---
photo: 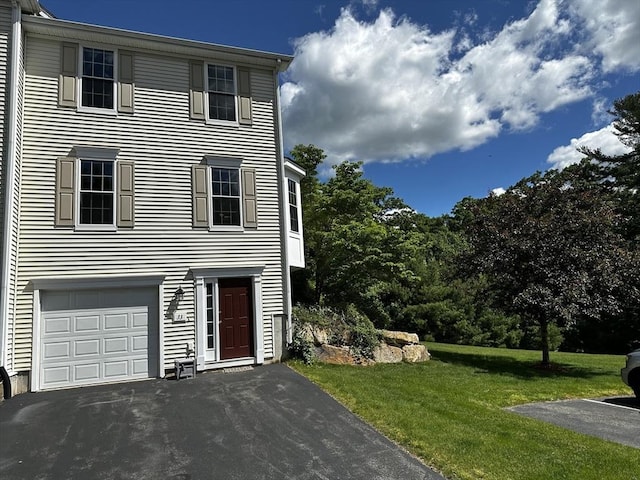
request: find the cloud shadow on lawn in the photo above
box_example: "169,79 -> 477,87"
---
429,348 -> 612,380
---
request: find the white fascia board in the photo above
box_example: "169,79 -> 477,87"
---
22,16 -> 293,71
285,160 -> 306,181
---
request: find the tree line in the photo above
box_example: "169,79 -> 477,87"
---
290,91 -> 640,364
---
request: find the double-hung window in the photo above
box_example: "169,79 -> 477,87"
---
81,47 -> 115,110
191,157 -> 257,230
79,159 -> 114,225
211,167 -> 241,226
59,43 -> 134,113
288,179 -> 299,232
55,147 -> 135,230
207,64 -> 236,122
189,61 -> 251,124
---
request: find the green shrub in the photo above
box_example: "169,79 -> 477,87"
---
290,304 -> 381,363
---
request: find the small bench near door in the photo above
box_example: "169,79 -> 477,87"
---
174,358 -> 195,380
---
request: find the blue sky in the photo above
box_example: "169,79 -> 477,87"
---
43,0 -> 639,217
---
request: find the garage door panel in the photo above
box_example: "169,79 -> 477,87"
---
40,288 -> 156,390
132,359 -> 148,375
43,341 -> 70,360
44,316 -> 71,334
76,315 -> 100,333
104,337 -> 129,354
75,363 -> 101,381
104,360 -> 129,378
43,366 -> 70,385
132,312 -> 148,328
132,335 -> 147,352
75,339 -> 100,356
105,313 -> 128,330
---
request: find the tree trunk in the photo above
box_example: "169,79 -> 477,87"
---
540,318 -> 550,366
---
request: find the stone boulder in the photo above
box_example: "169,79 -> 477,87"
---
317,344 -> 357,365
373,343 -> 404,363
402,344 -> 430,363
380,330 -> 420,346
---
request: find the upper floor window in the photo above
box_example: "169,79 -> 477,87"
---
80,159 -> 114,225
212,167 -> 241,226
81,47 -> 115,110
207,65 -> 236,122
288,179 -> 299,232
59,43 -> 134,114
189,61 -> 252,125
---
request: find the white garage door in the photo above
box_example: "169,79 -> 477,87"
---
40,288 -> 158,390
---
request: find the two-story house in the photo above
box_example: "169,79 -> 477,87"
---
0,0 -> 304,396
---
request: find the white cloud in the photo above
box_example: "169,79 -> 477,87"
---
569,0 -> 640,73
546,124 -> 632,170
491,187 -> 506,196
281,0 -> 639,165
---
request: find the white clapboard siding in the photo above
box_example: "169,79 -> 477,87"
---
14,36 -> 286,371
0,4 -> 10,370
1,4 -> 25,373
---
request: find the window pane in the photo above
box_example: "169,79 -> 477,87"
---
209,93 -> 235,121
79,160 -> 114,225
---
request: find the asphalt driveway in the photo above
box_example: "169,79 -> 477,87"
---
0,364 -> 443,480
508,397 -> 640,449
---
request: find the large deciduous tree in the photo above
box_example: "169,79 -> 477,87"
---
456,165 -> 637,365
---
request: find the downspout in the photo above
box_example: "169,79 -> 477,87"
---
1,1 -> 22,380
274,62 -> 293,346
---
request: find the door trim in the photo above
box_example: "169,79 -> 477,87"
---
192,266 -> 264,370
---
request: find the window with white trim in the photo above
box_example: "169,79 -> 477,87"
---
191,158 -> 257,230
207,64 -> 236,122
288,179 -> 299,232
211,167 -> 241,226
79,159 -> 114,225
55,147 -> 135,229
81,47 -> 115,110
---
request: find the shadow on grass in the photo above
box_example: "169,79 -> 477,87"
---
430,348 -> 611,380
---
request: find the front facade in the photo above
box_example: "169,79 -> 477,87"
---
0,1 -> 303,394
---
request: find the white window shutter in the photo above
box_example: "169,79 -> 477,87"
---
237,67 -> 252,125
118,51 -> 135,113
55,157 -> 75,226
117,161 -> 135,227
242,168 -> 257,228
59,43 -> 78,107
192,165 -> 209,227
189,61 -> 205,120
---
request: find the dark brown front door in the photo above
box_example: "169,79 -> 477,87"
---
219,278 -> 253,360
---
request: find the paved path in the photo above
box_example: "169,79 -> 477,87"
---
0,364 -> 443,480
508,397 -> 640,449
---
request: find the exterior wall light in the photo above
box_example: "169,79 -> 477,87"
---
175,287 -> 185,304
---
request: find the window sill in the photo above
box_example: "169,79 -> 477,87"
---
75,224 -> 118,232
205,118 -> 240,128
77,106 -> 118,116
208,225 -> 244,233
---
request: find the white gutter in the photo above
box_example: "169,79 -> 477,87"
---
274,64 -> 293,345
1,1 -> 22,373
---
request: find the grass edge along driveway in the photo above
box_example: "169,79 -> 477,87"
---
290,343 -> 638,480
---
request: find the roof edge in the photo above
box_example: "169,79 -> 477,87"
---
22,15 -> 293,71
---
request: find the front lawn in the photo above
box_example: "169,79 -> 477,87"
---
290,343 -> 638,480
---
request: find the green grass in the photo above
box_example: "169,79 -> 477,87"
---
290,343 -> 639,480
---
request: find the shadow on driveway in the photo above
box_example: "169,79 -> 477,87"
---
0,364 -> 443,480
